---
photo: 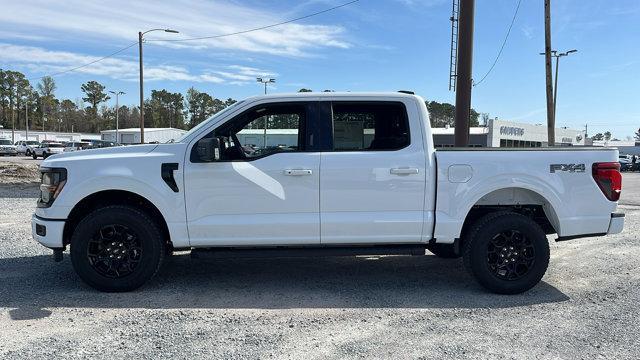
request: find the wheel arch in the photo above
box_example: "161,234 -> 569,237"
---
459,187 -> 561,245
62,190 -> 172,250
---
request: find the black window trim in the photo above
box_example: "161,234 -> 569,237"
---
323,100 -> 412,153
190,101 -> 320,163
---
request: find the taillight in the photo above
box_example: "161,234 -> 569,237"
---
592,162 -> 622,201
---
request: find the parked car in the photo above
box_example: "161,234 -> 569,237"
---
32,142 -> 65,159
32,92 -> 624,294
15,140 -> 41,156
619,155 -> 632,172
64,141 -> 91,152
81,139 -> 118,149
0,139 -> 18,156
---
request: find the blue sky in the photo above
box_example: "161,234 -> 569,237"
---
1,0 -> 638,138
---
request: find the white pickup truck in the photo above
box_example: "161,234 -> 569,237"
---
32,92 -> 624,294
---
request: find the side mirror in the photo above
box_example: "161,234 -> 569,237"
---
196,137 -> 221,162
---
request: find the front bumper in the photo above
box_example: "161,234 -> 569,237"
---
31,215 -> 65,249
0,149 -> 17,155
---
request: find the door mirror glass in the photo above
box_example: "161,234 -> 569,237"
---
196,137 -> 221,162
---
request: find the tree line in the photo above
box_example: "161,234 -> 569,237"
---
0,69 -> 238,134
1,68 -> 487,136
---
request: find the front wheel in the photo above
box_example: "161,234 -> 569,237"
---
463,212 -> 550,294
32,152 -> 38,159
70,206 -> 165,292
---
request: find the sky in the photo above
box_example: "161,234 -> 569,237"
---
0,0 -> 639,138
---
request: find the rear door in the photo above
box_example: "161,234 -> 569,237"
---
319,100 -> 427,244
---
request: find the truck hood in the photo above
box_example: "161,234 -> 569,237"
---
41,144 -> 159,167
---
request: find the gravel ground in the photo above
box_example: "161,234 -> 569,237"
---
0,173 -> 639,359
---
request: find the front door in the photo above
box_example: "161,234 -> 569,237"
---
319,101 -> 427,244
184,102 -> 320,246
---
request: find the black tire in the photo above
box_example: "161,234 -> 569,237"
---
25,150 -> 31,156
32,152 -> 37,159
427,243 -> 460,258
463,211 -> 550,294
70,205 -> 165,292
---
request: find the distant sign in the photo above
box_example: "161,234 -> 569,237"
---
500,126 -> 525,137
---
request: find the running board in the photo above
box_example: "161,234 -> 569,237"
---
191,244 -> 427,259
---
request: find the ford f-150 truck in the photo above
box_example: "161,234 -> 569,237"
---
32,92 -> 624,294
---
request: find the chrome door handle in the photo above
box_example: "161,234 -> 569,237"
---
284,169 -> 313,176
390,167 -> 419,175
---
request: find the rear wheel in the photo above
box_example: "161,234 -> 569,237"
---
32,152 -> 37,159
463,211 -> 549,294
70,206 -> 165,292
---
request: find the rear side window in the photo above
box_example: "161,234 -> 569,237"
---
331,102 -> 410,151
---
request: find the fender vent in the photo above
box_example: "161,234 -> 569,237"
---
161,163 -> 179,192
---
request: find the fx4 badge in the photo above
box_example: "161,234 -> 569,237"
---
550,164 -> 586,173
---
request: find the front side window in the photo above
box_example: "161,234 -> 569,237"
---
195,103 -> 308,162
331,102 -> 410,151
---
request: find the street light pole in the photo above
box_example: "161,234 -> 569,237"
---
256,77 -> 276,148
109,90 -> 125,143
139,28 -> 179,144
540,49 -> 577,138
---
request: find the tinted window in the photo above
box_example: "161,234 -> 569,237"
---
205,103 -> 307,161
331,102 -> 409,151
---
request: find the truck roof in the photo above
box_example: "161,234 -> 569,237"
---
242,91 -> 424,102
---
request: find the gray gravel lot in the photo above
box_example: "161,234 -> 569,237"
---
0,174 -> 639,359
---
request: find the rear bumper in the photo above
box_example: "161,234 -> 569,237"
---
607,212 -> 625,235
31,215 -> 65,249
556,213 -> 624,241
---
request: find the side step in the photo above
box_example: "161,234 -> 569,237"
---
191,244 -> 427,259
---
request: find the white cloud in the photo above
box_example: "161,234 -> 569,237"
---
0,0 -> 351,57
0,43 -> 273,84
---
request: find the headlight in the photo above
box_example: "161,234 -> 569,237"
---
38,168 -> 67,208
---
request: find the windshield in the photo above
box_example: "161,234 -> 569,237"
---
0,140 -> 12,145
48,144 -> 64,148
175,100 -> 244,143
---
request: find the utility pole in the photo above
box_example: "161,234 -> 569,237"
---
544,0 -> 555,146
25,101 -> 28,141
109,91 -> 125,144
454,0 -> 475,147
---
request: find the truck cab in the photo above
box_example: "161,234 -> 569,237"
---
32,92 -> 624,294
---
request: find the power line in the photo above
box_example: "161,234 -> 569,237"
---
146,0 -> 359,43
27,0 -> 359,81
473,0 -> 523,87
28,42 -> 138,81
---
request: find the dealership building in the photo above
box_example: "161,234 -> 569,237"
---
433,119 -> 586,148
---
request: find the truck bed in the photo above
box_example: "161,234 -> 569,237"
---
433,147 -> 620,242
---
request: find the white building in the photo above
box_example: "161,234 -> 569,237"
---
236,129 -> 299,148
433,119 -> 586,148
101,128 -> 187,144
0,130 -> 100,143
